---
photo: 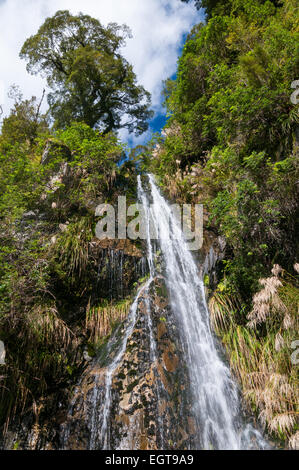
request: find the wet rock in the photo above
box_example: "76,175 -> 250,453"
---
89,243 -> 147,302
60,276 -> 196,450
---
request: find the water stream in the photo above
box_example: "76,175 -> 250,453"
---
96,279 -> 152,449
62,174 -> 269,450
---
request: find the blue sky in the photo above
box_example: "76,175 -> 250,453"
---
0,0 -> 203,146
150,113 -> 168,135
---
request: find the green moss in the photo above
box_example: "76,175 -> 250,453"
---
156,283 -> 168,299
87,343 -> 96,358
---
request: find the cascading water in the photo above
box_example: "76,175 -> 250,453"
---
137,176 -> 166,449
61,173 -> 269,451
92,176 -> 167,450
92,176 -> 166,448
95,279 -> 151,449
138,174 -> 268,450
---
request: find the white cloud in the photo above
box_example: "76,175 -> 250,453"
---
0,0 -> 203,142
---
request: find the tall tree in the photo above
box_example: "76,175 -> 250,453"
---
20,10 -> 153,135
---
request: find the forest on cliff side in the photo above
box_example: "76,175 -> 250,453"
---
0,0 -> 298,450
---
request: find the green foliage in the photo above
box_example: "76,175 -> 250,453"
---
181,0 -> 283,18
151,2 -> 299,448
0,146 -> 43,219
204,145 -> 298,281
166,1 -> 298,163
51,217 -> 93,280
181,0 -> 234,18
149,0 -> 299,299
0,87 -> 48,148
20,10 -> 153,134
0,114 -> 132,431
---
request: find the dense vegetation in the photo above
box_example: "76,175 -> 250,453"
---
0,11 -> 142,436
145,0 -> 299,447
0,112 -> 139,430
0,0 -> 298,449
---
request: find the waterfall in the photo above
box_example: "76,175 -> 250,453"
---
94,173 -> 165,449
138,174 -> 268,450
61,173 -> 269,451
137,176 -> 165,449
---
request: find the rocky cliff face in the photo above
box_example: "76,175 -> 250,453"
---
60,275 -> 196,450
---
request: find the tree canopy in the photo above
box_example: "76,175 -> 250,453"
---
20,10 -> 153,134
181,0 -> 230,17
181,0 -> 282,18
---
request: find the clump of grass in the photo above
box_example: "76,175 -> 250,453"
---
247,264 -> 295,330
209,264 -> 299,448
209,291 -> 241,332
85,298 -> 131,344
0,304 -> 80,436
26,305 -> 74,348
50,216 -> 93,279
